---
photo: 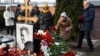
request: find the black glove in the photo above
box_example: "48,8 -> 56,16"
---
10,17 -> 14,20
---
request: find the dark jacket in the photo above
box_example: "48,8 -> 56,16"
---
39,11 -> 53,30
30,8 -> 40,32
15,8 -> 23,22
81,4 -> 95,31
30,7 -> 40,17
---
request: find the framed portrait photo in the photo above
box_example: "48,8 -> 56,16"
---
16,23 -> 33,52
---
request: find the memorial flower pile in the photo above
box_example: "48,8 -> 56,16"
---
0,43 -> 37,56
0,29 -> 75,56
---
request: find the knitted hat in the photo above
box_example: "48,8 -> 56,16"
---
60,12 -> 67,17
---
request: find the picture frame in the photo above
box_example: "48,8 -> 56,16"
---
16,23 -> 33,52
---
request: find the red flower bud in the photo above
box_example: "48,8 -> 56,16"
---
79,15 -> 83,20
51,26 -> 56,31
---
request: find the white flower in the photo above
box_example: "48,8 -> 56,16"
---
54,42 -> 60,45
42,32 -> 46,35
37,30 -> 47,36
75,55 -> 79,56
0,43 -> 6,48
8,48 -> 12,51
52,37 -> 55,39
37,30 -> 44,35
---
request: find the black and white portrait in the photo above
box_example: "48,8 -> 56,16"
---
16,23 -> 33,52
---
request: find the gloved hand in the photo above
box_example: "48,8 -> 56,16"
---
10,17 -> 14,20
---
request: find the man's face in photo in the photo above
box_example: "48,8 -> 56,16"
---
20,27 -> 29,43
21,30 -> 26,43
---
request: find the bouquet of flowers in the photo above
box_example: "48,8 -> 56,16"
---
79,15 -> 83,20
0,43 -> 37,56
79,15 -> 83,28
34,30 -> 55,56
34,30 -> 55,44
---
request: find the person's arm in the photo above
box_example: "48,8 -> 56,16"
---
65,18 -> 72,31
10,11 -> 15,20
3,11 -> 8,20
83,8 -> 95,22
11,11 -> 15,18
15,9 -> 18,17
55,18 -> 62,30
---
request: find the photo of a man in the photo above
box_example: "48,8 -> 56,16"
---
16,23 -> 33,52
20,26 -> 29,43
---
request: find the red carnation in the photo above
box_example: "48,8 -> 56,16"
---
79,15 -> 83,20
51,26 -> 56,31
45,30 -> 49,33
45,32 -> 51,41
34,33 -> 38,38
51,38 -> 55,43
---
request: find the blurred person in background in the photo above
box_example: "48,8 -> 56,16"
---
55,12 -> 72,40
3,5 -> 15,35
77,0 -> 95,52
39,4 -> 53,30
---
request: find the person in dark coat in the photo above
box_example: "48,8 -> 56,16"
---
30,5 -> 40,32
31,5 -> 40,17
39,4 -> 53,30
30,5 -> 41,53
77,0 -> 95,51
15,4 -> 23,22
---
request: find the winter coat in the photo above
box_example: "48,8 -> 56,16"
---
81,3 -> 95,31
39,11 -> 53,30
30,8 -> 40,17
15,8 -> 23,22
56,17 -> 72,40
30,8 -> 40,32
3,5 -> 15,26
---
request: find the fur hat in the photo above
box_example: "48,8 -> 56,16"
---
42,3 -> 49,13
43,3 -> 49,8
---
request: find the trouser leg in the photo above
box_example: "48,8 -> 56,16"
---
10,26 -> 14,35
77,30 -> 85,48
85,31 -> 94,50
6,26 -> 10,35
